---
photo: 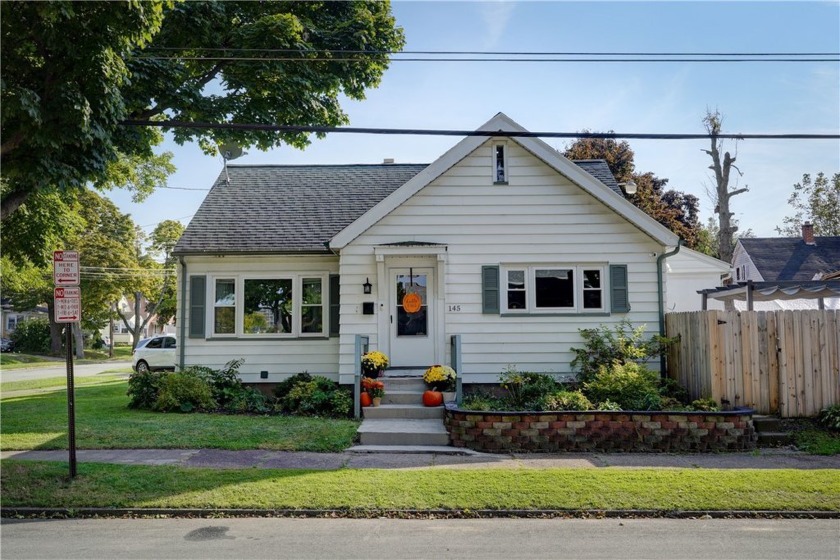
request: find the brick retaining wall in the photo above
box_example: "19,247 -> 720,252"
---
444,405 -> 757,452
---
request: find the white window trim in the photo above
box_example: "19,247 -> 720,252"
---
208,273 -> 329,338
500,265 -> 607,314
492,141 -> 508,184
212,277 -> 237,337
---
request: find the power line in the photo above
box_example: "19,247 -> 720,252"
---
121,120 -> 840,140
135,54 -> 839,63
143,48 -> 840,56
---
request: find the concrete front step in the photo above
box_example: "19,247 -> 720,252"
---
753,415 -> 784,432
757,431 -> 794,447
358,419 -> 450,446
383,390 -> 426,405
381,377 -> 426,392
347,445 -> 482,455
363,404 -> 443,420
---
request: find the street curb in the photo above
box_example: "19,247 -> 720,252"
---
3,507 -> 838,520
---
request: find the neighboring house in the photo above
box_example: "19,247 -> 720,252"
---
727,223 -> 840,310
102,295 -> 173,344
173,113 -> 679,385
663,248 -> 729,312
1,298 -> 48,338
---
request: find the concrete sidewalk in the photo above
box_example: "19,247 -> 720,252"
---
2,447 -> 839,470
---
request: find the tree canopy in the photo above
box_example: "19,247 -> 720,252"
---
776,172 -> 840,237
564,136 -> 702,249
1,0 -> 405,220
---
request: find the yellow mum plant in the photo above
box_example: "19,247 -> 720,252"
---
423,364 -> 456,391
361,351 -> 389,376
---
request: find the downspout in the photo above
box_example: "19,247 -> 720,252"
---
177,256 -> 187,371
656,240 -> 682,377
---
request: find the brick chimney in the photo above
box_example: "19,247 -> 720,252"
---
802,221 -> 815,245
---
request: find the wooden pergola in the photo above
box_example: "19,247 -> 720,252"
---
699,280 -> 840,311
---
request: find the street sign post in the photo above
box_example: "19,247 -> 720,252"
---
54,287 -> 81,323
53,250 -> 80,286
53,252 -> 80,478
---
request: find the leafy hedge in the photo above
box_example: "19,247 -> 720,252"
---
126,360 -> 351,418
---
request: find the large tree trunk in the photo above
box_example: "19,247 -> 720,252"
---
73,322 -> 84,359
46,301 -> 64,355
703,111 -> 748,266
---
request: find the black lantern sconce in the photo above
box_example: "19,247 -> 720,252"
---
363,278 -> 372,294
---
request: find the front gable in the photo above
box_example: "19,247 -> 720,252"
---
329,113 -> 678,250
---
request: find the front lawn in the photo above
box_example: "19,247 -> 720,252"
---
2,461 -> 838,512
1,380 -> 359,452
0,353 -> 61,369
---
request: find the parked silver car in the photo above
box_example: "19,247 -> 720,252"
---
132,334 -> 176,374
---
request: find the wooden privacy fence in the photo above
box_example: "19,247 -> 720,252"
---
666,310 -> 840,417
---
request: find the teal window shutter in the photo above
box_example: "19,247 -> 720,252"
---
189,276 -> 206,338
482,265 -> 500,314
610,264 -> 630,313
329,274 -> 340,337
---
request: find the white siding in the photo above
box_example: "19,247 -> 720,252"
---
338,141 -> 666,383
178,255 -> 340,382
731,243 -> 764,282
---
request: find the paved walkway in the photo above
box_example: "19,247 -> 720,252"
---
2,447 -> 838,470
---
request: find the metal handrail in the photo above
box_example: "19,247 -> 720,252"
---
353,335 -> 370,419
451,334 -> 463,405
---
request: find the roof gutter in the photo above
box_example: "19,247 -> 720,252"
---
177,256 -> 187,371
656,240 -> 682,377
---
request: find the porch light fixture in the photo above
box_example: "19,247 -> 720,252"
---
363,278 -> 372,294
619,180 -> 638,195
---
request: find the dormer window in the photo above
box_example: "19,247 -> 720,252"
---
493,143 -> 508,184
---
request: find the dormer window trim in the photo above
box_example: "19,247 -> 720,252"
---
493,142 -> 508,185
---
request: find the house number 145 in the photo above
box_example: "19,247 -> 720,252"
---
447,305 -> 461,312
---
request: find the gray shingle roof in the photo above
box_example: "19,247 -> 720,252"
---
740,237 -> 840,281
572,160 -> 622,195
174,164 -> 429,255
174,159 -> 622,255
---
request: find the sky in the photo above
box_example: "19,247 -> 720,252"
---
107,1 -> 840,242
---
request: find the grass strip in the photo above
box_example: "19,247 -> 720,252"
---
2,461 -> 838,512
1,381 -> 359,452
1,374 -> 128,393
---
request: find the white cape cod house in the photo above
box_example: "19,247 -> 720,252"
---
172,113 -> 679,386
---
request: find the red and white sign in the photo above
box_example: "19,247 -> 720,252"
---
53,251 -> 80,286
54,287 -> 81,323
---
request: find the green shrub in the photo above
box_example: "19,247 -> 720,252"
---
154,372 -> 216,413
226,387 -> 270,415
596,399 -> 623,411
687,398 -> 720,412
273,372 -> 313,399
583,361 -> 663,411
10,317 -> 51,354
818,405 -> 840,431
277,376 -> 350,418
543,390 -> 593,411
192,359 -> 246,409
570,320 -> 674,383
659,376 -> 690,404
127,370 -> 170,409
500,367 -> 559,410
461,391 -> 507,412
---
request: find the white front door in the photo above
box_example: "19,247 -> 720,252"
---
389,267 -> 435,367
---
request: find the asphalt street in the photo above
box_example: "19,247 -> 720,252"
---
2,518 -> 838,560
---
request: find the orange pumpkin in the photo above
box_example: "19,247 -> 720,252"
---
360,392 -> 372,407
422,390 -> 443,407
